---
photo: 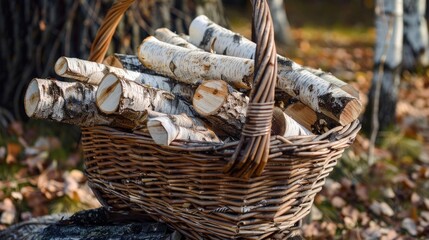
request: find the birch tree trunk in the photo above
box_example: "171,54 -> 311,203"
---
24,78 -> 134,129
268,0 -> 295,46
364,0 -> 403,132
147,116 -> 220,146
96,74 -> 195,126
402,0 -> 429,68
138,36 -> 254,89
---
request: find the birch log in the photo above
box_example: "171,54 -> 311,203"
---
55,57 -> 162,85
303,67 -> 359,98
154,28 -> 200,50
24,78 -> 134,129
147,116 -> 220,146
193,80 -> 311,137
138,36 -> 254,89
96,74 -> 195,126
188,16 -> 362,125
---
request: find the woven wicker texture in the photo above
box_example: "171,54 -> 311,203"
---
83,0 -> 361,239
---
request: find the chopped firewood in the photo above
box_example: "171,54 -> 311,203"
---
24,78 -> 134,129
147,115 -> 220,146
96,74 -> 195,127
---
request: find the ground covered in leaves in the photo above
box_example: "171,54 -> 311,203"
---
2,2 -> 429,239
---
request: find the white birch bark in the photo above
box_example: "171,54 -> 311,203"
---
137,36 -> 254,89
403,0 -> 429,67
268,0 -> 294,46
189,15 -> 362,125
272,107 -> 311,137
147,116 -> 220,146
96,74 -> 195,125
24,78 -> 134,128
303,67 -> 359,98
154,28 -> 200,50
374,0 -> 403,69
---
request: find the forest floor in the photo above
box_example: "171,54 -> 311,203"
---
1,2 -> 429,239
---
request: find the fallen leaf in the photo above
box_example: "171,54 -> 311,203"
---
355,184 -> 369,202
332,196 -> 346,208
370,201 -> 394,217
310,205 -> 323,221
0,198 -> 16,225
411,192 -> 421,205
382,187 -> 395,199
6,143 -> 21,164
402,218 -> 417,236
0,146 -> 5,161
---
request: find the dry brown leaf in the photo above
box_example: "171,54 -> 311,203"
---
355,184 -> 369,202
20,186 -> 48,217
6,143 -> 21,164
332,196 -> 346,208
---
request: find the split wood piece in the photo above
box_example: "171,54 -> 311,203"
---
272,107 -> 312,137
154,28 -> 200,50
275,92 -> 338,134
96,74 -> 195,126
24,78 -> 134,129
55,56 -> 158,85
147,115 -> 220,146
189,15 -> 362,124
137,36 -> 254,89
193,80 -> 310,138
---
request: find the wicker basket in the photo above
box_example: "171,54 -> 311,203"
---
82,0 -> 361,239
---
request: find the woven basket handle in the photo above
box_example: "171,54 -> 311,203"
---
88,0 -> 278,179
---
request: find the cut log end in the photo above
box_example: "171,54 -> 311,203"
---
147,118 -> 176,146
336,98 -> 362,125
54,56 -> 68,76
96,74 -> 122,114
24,79 -> 40,117
193,80 -> 228,116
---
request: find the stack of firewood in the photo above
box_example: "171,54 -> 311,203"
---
24,15 -> 362,146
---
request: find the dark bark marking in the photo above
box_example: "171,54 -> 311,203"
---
169,61 -> 177,74
318,93 -> 353,118
200,27 -> 214,48
223,47 -> 228,55
232,34 -> 242,44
